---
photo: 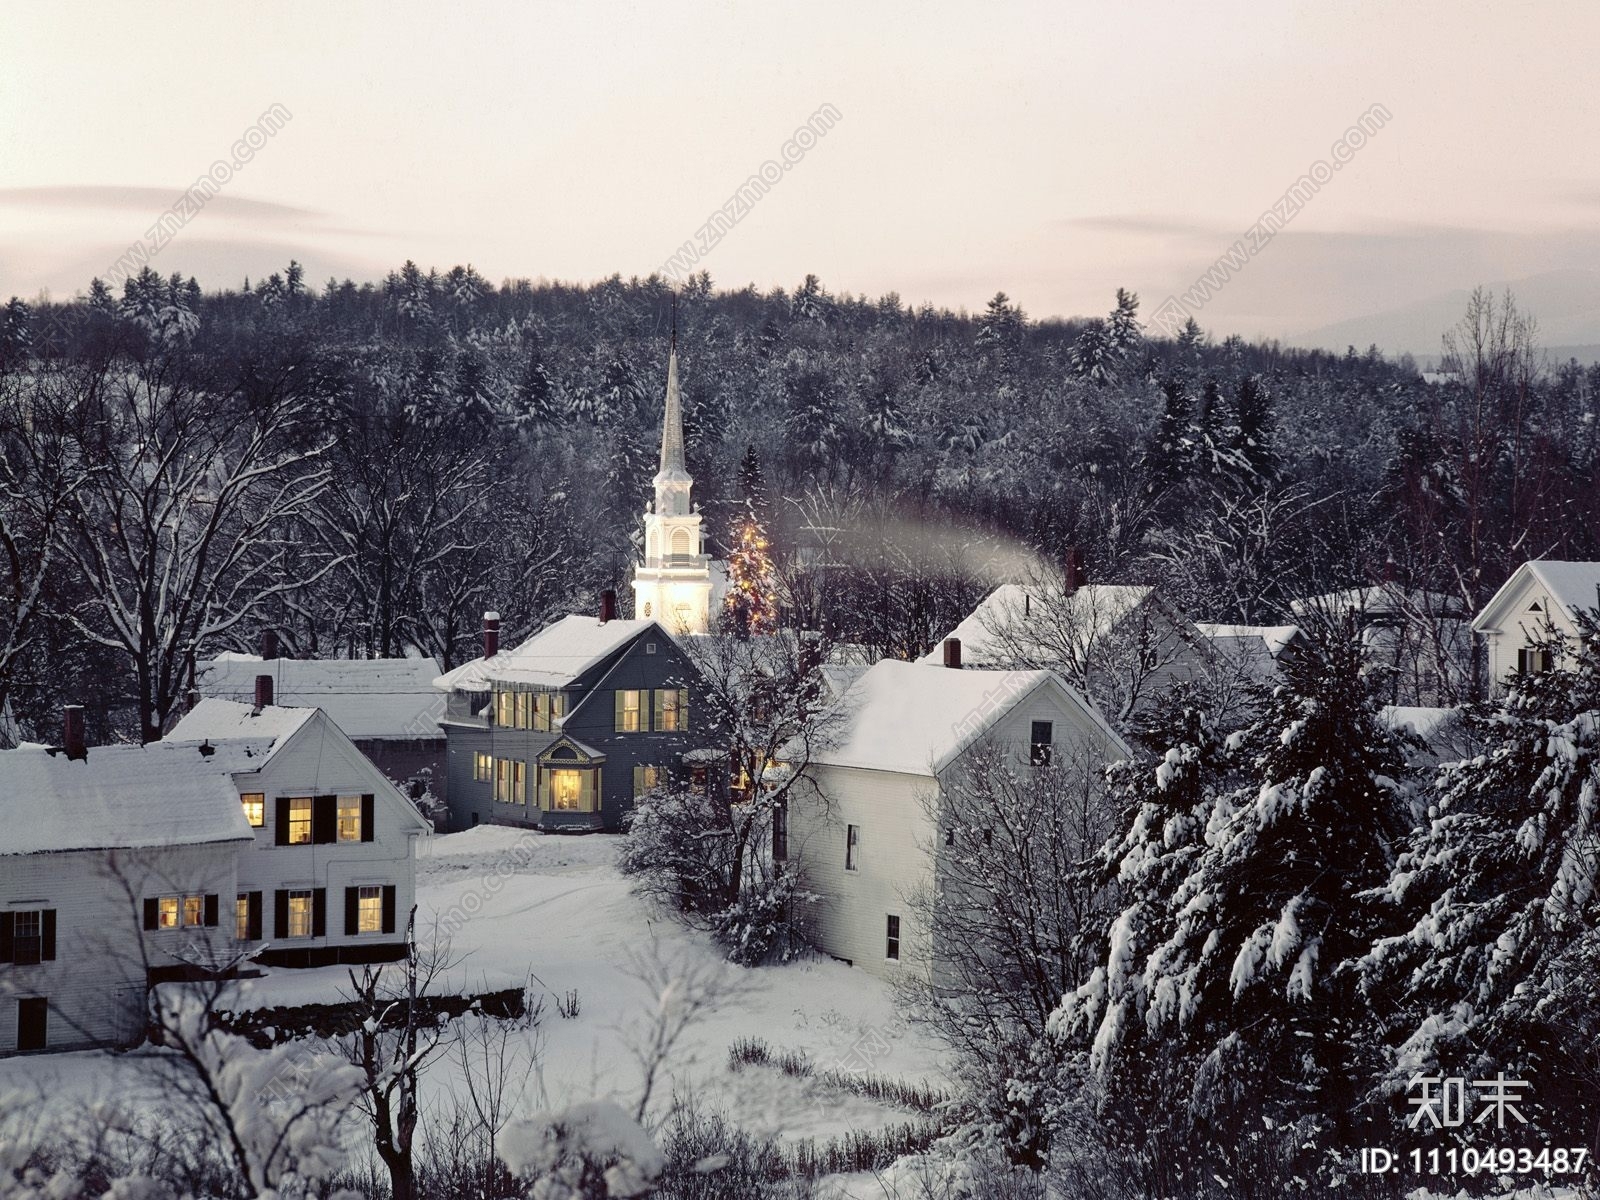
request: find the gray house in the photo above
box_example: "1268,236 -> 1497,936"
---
434,596 -> 718,832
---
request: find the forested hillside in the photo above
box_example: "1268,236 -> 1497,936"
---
2,263 -> 1596,742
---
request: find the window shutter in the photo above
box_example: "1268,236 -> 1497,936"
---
652,689 -> 664,730
382,885 -> 397,935
679,688 -> 689,732
311,889 -> 326,938
203,894 -> 218,928
0,912 -> 12,962
313,795 -> 337,844
247,892 -> 263,941
143,898 -> 159,931
41,909 -> 56,961
614,690 -> 626,732
273,890 -> 289,939
344,887 -> 359,936
275,798 -> 291,846
361,794 -> 376,842
537,768 -> 549,811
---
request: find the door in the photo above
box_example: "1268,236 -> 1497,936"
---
16,997 -> 47,1051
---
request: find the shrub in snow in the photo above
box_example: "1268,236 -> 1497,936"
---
500,1101 -> 664,1199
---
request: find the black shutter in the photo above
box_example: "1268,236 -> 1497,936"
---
381,885 -> 397,935
275,797 -> 291,846
273,890 -> 289,939
143,898 -> 159,931
344,887 -> 359,936
311,888 -> 326,938
247,892 -> 263,941
313,796 -> 336,845
361,794 -> 375,842
40,910 -> 55,961
203,894 -> 219,928
0,912 -> 12,962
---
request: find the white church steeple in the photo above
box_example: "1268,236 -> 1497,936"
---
632,334 -> 713,633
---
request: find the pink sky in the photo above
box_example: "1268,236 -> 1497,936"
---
3,1 -> 1598,347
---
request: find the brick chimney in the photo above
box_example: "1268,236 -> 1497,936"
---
1064,546 -> 1087,595
943,637 -> 962,669
259,629 -> 280,661
600,589 -> 618,624
483,611 -> 501,659
254,673 -> 273,710
63,705 -> 86,761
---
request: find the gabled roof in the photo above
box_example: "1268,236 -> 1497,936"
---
197,657 -> 444,741
0,742 -> 255,857
166,699 -> 315,769
1473,560 -> 1600,632
801,659 -> 1128,777
917,583 -> 1154,667
434,615 -> 669,693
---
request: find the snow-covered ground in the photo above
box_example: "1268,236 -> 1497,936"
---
0,826 -> 944,1147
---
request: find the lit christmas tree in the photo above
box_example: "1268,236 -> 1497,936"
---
724,516 -> 780,636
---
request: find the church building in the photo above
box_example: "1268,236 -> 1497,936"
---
632,341 -> 716,635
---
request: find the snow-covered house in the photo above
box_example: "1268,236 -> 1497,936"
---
919,581 -> 1215,723
197,643 -> 445,797
0,709 -> 252,1054
434,597 -> 717,832
166,689 -> 430,969
785,653 -> 1130,980
1290,581 -> 1473,705
1192,622 -> 1304,682
1472,560 -> 1600,690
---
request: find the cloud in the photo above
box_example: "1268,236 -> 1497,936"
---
0,185 -> 321,223
1058,214 -> 1226,239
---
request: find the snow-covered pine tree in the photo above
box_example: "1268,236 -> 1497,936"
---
1232,374 -> 1276,482
1106,287 -> 1142,357
1065,622 -> 1411,1180
1143,375 -> 1193,496
1360,611 -> 1600,1153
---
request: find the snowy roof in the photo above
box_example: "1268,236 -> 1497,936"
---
0,742 -> 255,857
800,659 -> 1126,777
1290,583 -> 1465,619
1473,560 -> 1600,631
1193,622 -> 1302,659
197,657 -> 444,741
434,615 -> 667,692
917,583 -> 1154,666
166,699 -> 315,770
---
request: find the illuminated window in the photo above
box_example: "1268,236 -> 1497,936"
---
632,764 -> 662,797
287,797 -> 312,844
548,768 -> 587,811
236,895 -> 251,941
473,752 -> 493,782
495,758 -> 512,803
337,795 -> 362,841
241,793 -> 265,827
653,688 -> 688,732
159,896 -> 180,929
533,692 -> 566,732
616,690 -> 645,732
287,890 -> 313,938
182,894 -> 204,927
495,691 -> 514,727
515,691 -> 532,729
357,885 -> 383,933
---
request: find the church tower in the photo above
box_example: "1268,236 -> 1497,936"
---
632,339 -> 713,633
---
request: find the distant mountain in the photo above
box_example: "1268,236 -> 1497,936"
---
1294,269 -> 1600,363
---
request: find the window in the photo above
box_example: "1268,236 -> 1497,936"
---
287,890 -> 314,938
1518,647 -> 1553,674
236,895 -> 251,941
241,792 -> 265,827
495,691 -> 514,727
1030,720 -> 1054,766
10,911 -> 42,966
515,691 -> 532,729
845,824 -> 860,871
632,764 -> 662,797
338,795 -> 363,841
530,691 -> 566,732
514,760 -> 528,803
616,689 -> 646,732
159,896 -> 180,929
182,894 -> 204,928
773,802 -> 788,861
654,688 -> 688,732
473,752 -> 493,782
494,758 -> 514,803
357,885 -> 383,934
547,768 -> 593,812
886,915 -> 901,961
645,641 -> 658,655
287,797 -> 312,845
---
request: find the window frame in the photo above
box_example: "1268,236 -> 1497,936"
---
653,687 -> 689,732
616,689 -> 646,733
1029,719 -> 1054,766
886,914 -> 901,961
473,751 -> 493,782
286,890 -> 314,939
287,796 -> 313,845
845,824 -> 860,871
241,792 -> 265,828
337,795 -> 363,841
11,910 -> 42,966
357,885 -> 384,934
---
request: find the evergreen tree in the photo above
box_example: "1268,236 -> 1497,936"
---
976,290 -> 1026,371
1361,611 -> 1600,1153
1106,287 -> 1142,357
782,360 -> 842,467
1233,374 -> 1276,480
515,346 -> 563,428
1144,376 -> 1192,495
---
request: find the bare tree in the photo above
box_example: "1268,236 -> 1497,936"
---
55,346 -> 336,740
